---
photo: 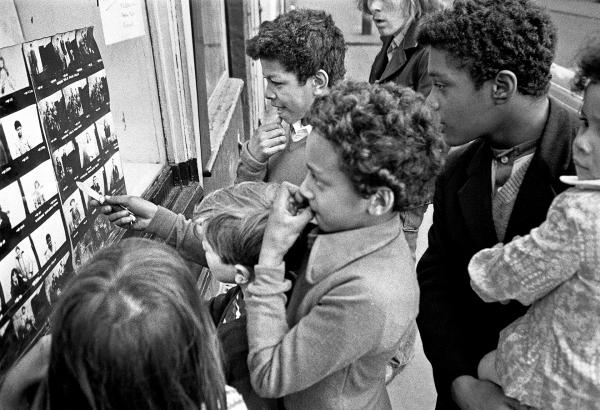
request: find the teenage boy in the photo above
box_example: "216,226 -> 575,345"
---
235,9 -> 346,186
414,1 -> 579,408
244,81 -> 445,409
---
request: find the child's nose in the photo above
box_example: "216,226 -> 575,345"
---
299,175 -> 314,200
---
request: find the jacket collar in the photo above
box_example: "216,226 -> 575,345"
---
378,19 -> 420,82
305,215 -> 402,284
458,97 -> 577,246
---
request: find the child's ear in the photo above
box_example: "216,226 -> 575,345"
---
312,69 -> 329,95
234,265 -> 251,285
491,70 -> 517,105
367,187 -> 395,216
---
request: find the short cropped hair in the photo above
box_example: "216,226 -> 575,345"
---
193,182 -> 279,268
246,9 -> 346,85
14,120 -> 21,129
573,37 -> 600,92
308,81 -> 446,211
418,0 -> 556,97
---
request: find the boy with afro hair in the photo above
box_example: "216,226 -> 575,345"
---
236,9 -> 345,186
415,0 -> 579,408
244,80 -> 445,409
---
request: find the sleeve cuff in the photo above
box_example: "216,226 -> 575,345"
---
240,141 -> 268,171
247,263 -> 291,296
146,206 -> 179,239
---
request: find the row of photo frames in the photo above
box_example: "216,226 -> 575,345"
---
0,251 -> 73,375
51,113 -> 119,196
24,27 -> 100,88
37,69 -> 110,146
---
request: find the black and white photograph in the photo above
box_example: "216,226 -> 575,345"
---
94,112 -> 117,151
0,105 -> 44,160
38,90 -> 68,142
10,236 -> 38,283
75,27 -> 100,65
103,152 -> 123,193
0,133 -> 11,168
11,294 -> 38,340
43,252 -> 71,306
0,250 -> 30,306
30,211 -> 66,267
23,37 -> 64,81
75,125 -> 99,169
23,41 -> 42,78
0,44 -> 29,98
62,78 -> 87,126
59,31 -> 78,70
62,190 -> 85,236
0,182 -> 26,241
20,160 -> 58,213
52,140 -> 79,183
87,69 -> 109,111
81,168 -> 106,208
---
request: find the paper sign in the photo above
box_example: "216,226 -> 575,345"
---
99,0 -> 145,46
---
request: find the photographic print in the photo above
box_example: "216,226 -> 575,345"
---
88,69 -> 109,111
30,211 -> 66,267
52,140 -> 79,183
0,44 -> 29,98
95,112 -> 117,151
75,125 -> 99,169
0,105 -> 44,160
43,252 -> 71,306
62,78 -> 87,126
0,181 -> 26,241
38,90 -> 67,142
104,152 -> 123,193
20,160 -> 58,213
81,168 -> 106,208
62,190 -> 85,236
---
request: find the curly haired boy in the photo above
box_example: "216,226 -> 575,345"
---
414,0 -> 580,408
236,9 -> 346,186
244,81 -> 445,410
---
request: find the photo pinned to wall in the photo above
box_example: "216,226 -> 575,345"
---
87,69 -> 109,113
20,160 -> 59,214
30,210 -> 67,268
52,139 -> 80,194
75,124 -> 100,172
62,78 -> 88,129
0,104 -> 44,162
104,152 -> 124,194
0,44 -> 30,99
42,252 -> 72,306
95,112 -> 118,152
0,181 -> 26,247
37,89 -> 68,145
0,236 -> 39,306
62,189 -> 86,238
81,167 -> 106,209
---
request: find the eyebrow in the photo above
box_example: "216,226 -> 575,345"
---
306,162 -> 323,177
428,71 -> 446,80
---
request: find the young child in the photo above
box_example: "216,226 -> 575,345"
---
414,1 -> 580,407
468,38 -> 600,409
244,80 -> 445,409
236,9 -> 346,186
0,238 -> 246,410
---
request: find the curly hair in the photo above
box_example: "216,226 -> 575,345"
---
307,81 -> 446,211
193,182 -> 279,267
418,0 -> 556,97
573,37 -> 600,92
246,9 -> 346,85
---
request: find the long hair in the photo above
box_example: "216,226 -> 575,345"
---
357,0 -> 446,19
194,182 -> 279,268
46,238 -> 226,410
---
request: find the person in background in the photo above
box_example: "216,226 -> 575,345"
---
468,36 -> 600,410
414,0 -> 579,408
0,238 -> 247,410
236,9 -> 346,186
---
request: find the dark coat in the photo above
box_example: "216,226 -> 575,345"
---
369,20 -> 431,97
416,98 -> 578,409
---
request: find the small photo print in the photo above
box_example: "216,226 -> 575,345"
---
75,27 -> 100,65
62,78 -> 87,125
38,90 -> 68,142
75,125 -> 99,169
11,296 -> 37,340
20,160 -> 58,213
23,40 -> 44,78
88,69 -> 109,111
43,252 -> 71,305
52,140 -> 79,182
0,105 -> 44,160
0,237 -> 39,298
94,112 -> 117,151
0,181 -> 26,239
81,168 -> 106,208
104,152 -> 123,193
63,190 -> 85,236
0,44 -> 30,97
30,211 -> 66,267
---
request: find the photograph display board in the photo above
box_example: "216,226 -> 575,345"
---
0,27 -> 125,373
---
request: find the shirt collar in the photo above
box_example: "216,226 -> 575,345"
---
305,215 -> 402,284
290,121 -> 312,142
386,17 -> 418,57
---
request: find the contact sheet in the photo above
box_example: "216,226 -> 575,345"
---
0,27 -> 125,372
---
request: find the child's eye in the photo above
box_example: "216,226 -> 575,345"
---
433,83 -> 446,90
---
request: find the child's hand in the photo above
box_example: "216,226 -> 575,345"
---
91,195 -> 157,231
259,182 -> 314,267
248,112 -> 285,163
